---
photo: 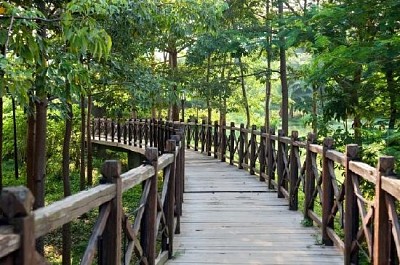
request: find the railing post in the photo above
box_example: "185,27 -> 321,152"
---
229,122 -> 235,165
128,119 -> 132,145
138,120 -> 143,148
144,119 -> 149,147
158,120 -> 163,152
304,133 -> 316,222
92,118 -> 96,140
100,160 -> 122,265
123,120 -> 127,144
104,118 -> 108,141
98,118 -> 101,140
207,122 -> 212,156
171,135 -> 182,234
344,144 -> 359,265
117,119 -> 121,143
186,119 -> 191,149
250,125 -> 257,175
133,119 -> 138,147
165,140 -> 177,258
267,128 -> 275,190
259,127 -> 266,182
373,156 -> 395,265
220,121 -> 227,162
213,121 -> 219,159
201,120 -> 206,153
142,148 -> 158,265
176,125 -> 186,194
238,123 -> 245,169
153,119 -> 158,148
289,131 -> 299,210
111,119 -> 115,142
322,137 -> 334,246
194,119 -> 199,151
277,129 -> 285,198
1,187 -> 36,264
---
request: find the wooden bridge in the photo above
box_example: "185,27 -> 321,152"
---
1,118 -> 400,265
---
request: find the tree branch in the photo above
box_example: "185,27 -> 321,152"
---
0,15 -> 60,23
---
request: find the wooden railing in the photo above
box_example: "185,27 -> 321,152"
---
0,119 -> 185,265
2,117 -> 400,265
184,119 -> 400,265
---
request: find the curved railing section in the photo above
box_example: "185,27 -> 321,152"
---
0,118 -> 186,265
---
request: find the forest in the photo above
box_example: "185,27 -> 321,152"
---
0,0 -> 399,263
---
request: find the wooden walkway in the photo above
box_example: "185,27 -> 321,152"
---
166,150 -> 344,265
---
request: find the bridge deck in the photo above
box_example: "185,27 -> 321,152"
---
166,150 -> 344,265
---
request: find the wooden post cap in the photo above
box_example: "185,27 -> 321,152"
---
0,186 -> 34,218
345,144 -> 358,159
378,156 -> 395,176
101,160 -> 121,180
145,147 -> 158,162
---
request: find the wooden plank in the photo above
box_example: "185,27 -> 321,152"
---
166,150 -> 343,265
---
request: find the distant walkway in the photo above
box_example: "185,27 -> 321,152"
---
166,150 -> 344,265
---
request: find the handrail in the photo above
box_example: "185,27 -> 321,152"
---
2,117 -> 399,265
182,118 -> 400,265
0,119 -> 185,265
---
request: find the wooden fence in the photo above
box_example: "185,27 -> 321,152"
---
2,117 -> 400,265
184,119 -> 400,265
0,119 -> 185,265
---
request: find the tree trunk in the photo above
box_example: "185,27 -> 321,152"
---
80,95 -> 86,190
62,101 -> 72,265
238,57 -> 250,129
0,97 -> 2,191
265,0 -> 272,131
219,55 -> 227,128
279,0 -> 289,134
312,85 -> 318,134
33,97 -> 47,210
206,55 -> 212,124
26,100 -> 36,194
169,49 -> 180,121
386,68 -> 396,130
352,68 -> 362,145
86,93 -> 93,186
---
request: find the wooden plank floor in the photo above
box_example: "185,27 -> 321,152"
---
165,150 -> 344,265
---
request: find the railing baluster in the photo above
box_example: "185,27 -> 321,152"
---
322,138 -> 334,246
277,129 -> 285,198
289,131 -> 299,210
220,121 -> 227,162
373,156 -> 395,265
250,125 -> 257,175
100,160 -> 122,265
229,122 -> 235,166
344,144 -> 359,264
238,123 -> 245,169
213,121 -> 218,159
259,127 -> 266,182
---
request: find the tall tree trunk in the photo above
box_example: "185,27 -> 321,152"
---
169,49 -> 180,121
0,97 -> 2,191
265,0 -> 272,131
27,100 -> 36,194
62,101 -> 72,265
219,55 -> 227,127
386,68 -> 396,130
206,55 -> 212,124
352,68 -> 362,145
86,93 -> 93,186
33,96 -> 47,210
279,0 -> 289,134
80,95 -> 86,190
238,57 -> 250,129
312,85 -> 318,134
